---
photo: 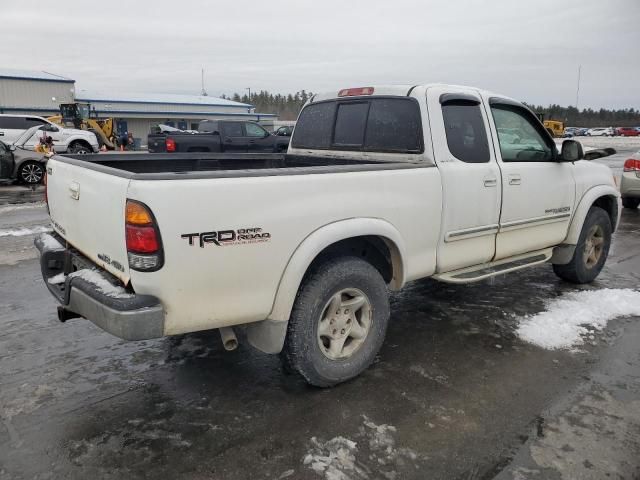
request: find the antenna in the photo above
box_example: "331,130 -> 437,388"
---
201,68 -> 208,96
575,65 -> 581,110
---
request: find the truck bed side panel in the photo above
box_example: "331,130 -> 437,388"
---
127,167 -> 441,335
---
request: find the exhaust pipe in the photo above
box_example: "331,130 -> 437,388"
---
219,327 -> 238,351
57,306 -> 81,322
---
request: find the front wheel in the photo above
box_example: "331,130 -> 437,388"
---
553,207 -> 612,284
282,256 -> 390,387
69,142 -> 91,154
622,197 -> 640,209
18,161 -> 45,185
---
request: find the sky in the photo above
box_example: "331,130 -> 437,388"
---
1,0 -> 638,109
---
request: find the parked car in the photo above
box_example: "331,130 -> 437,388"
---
147,120 -> 290,153
575,128 -> 590,136
36,84 -> 620,387
616,127 -> 640,137
273,125 -> 294,137
620,150 -> 640,209
586,127 -> 615,137
0,114 -> 99,153
563,127 -> 578,137
0,126 -> 49,184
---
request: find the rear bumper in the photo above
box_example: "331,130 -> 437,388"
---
35,233 -> 165,340
620,171 -> 640,198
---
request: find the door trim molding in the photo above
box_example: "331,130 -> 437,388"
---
445,224 -> 499,242
500,212 -> 571,231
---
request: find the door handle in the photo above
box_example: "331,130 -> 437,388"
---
225,139 -> 232,143
483,177 -> 497,187
508,174 -> 522,185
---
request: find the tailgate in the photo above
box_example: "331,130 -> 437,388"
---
147,134 -> 166,153
47,157 -> 131,283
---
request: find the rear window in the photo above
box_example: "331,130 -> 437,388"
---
291,101 -> 336,150
292,97 -> 423,153
334,102 -> 369,146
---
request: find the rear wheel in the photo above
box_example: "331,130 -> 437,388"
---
18,161 -> 45,185
622,197 -> 640,209
282,256 -> 390,387
553,207 -> 612,284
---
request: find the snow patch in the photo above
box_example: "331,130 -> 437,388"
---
0,202 -> 46,213
68,269 -> 132,299
303,417 -> 421,479
0,225 -> 52,237
38,232 -> 64,251
303,436 -> 362,480
48,273 -> 66,285
516,289 -> 640,350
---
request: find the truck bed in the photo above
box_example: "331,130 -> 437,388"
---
57,153 -> 424,180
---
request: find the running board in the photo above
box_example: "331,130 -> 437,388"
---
433,248 -> 554,284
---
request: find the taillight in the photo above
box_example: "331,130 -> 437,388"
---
623,159 -> 640,172
44,170 -> 48,205
125,200 -> 163,271
165,138 -> 176,152
338,87 -> 374,97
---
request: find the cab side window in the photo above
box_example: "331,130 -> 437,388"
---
441,102 -> 490,163
222,122 -> 243,137
491,106 -> 554,162
245,123 -> 268,138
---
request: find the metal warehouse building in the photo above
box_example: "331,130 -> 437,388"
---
0,69 -> 75,115
75,91 -> 276,141
0,68 -> 277,145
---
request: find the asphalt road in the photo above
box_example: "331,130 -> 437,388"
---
1,164 -> 640,479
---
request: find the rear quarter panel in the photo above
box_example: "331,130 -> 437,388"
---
127,167 -> 442,335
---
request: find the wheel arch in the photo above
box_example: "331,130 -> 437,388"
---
69,138 -> 93,151
268,218 -> 406,323
564,186 -> 621,245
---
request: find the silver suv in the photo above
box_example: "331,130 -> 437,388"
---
621,150 -> 640,209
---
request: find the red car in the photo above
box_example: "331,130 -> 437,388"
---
616,127 -> 640,137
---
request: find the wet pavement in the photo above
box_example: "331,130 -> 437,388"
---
1,183 -> 640,479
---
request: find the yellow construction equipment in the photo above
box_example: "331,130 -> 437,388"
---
535,112 -> 565,138
48,102 -> 117,149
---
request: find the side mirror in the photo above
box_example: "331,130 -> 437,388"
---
9,145 -> 16,152
560,139 -> 583,162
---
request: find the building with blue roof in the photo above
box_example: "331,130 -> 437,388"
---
0,68 -> 277,144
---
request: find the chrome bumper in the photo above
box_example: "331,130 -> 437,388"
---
35,233 -> 164,340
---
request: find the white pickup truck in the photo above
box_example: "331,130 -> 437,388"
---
36,84 -> 621,386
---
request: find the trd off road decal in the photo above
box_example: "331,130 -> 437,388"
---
181,228 -> 271,248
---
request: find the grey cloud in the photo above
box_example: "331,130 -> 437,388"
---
1,0 -> 638,108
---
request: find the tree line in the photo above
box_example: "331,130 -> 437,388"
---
221,90 -> 313,121
221,90 -> 640,126
524,103 -> 640,127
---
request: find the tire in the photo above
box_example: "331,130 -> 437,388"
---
69,142 -> 91,154
18,161 -> 45,185
622,197 -> 640,209
553,206 -> 612,284
282,256 -> 390,387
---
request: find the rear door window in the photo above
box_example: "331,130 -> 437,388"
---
0,117 -> 27,129
222,122 -> 243,137
441,103 -> 490,163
